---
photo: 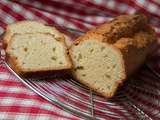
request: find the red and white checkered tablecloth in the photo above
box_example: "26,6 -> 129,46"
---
0,0 -> 160,119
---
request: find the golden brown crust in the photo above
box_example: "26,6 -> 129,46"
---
93,14 -> 148,44
3,30 -> 11,49
6,33 -> 72,75
6,53 -> 22,74
1,33 -> 7,50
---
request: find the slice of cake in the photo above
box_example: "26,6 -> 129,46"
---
6,33 -> 72,74
4,20 -> 72,74
3,20 -> 71,48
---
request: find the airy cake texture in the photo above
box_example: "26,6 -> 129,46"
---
69,14 -> 157,98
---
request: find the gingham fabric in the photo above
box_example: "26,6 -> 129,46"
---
0,0 -> 160,120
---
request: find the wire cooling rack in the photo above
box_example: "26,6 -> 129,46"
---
0,28 -> 160,120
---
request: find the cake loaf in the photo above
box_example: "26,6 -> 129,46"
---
69,14 -> 157,98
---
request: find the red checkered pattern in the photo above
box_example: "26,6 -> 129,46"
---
0,0 -> 160,119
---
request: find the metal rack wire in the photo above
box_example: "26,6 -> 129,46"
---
0,28 -> 160,120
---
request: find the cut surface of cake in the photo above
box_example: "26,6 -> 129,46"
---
6,33 -> 71,74
70,34 -> 126,97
